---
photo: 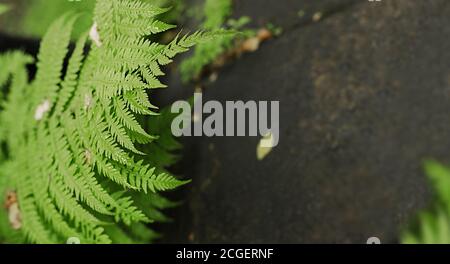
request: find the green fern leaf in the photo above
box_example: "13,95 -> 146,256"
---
0,0 -> 209,244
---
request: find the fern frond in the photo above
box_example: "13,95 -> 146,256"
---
113,98 -> 152,138
54,32 -> 88,115
123,90 -> 157,115
178,0 -> 254,82
147,173 -> 190,193
112,192 -> 151,225
32,13 -> 78,108
402,161 -> 450,244
88,114 -> 131,165
93,153 -> 131,188
0,52 -> 33,150
19,197 -> 56,244
105,111 -> 145,155
0,0 -> 207,244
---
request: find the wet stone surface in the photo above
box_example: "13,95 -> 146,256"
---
158,0 -> 450,243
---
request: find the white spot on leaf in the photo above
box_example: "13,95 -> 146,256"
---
34,99 -> 50,120
4,191 -> 21,230
67,237 -> 81,244
89,22 -> 102,47
84,149 -> 92,165
84,94 -> 93,110
8,203 -> 21,230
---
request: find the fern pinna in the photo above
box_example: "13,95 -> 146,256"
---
0,0 -> 221,244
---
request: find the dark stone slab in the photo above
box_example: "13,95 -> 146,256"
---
233,0 -> 359,29
159,0 -> 450,243
157,0 -> 362,106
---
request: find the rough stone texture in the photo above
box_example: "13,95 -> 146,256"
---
158,0 -> 450,243
233,0 -> 358,29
